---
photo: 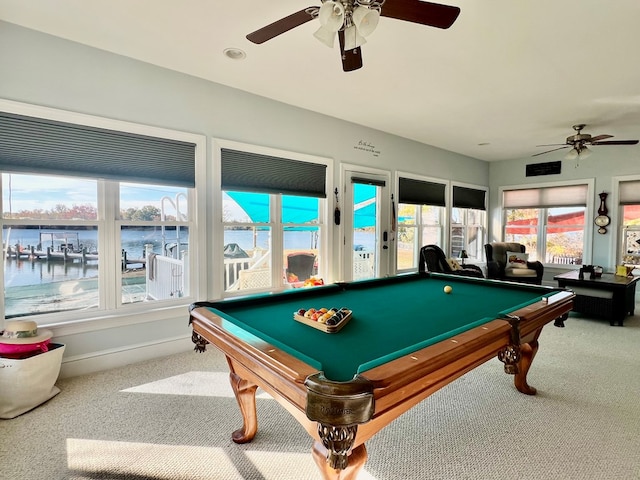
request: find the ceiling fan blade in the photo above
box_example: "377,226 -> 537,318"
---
246,8 -> 317,44
535,143 -> 567,147
380,0 -> 461,29
532,146 -> 569,157
589,134 -> 613,142
338,30 -> 363,72
592,140 -> 639,145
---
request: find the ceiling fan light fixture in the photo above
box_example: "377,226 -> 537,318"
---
564,147 -> 579,161
578,145 -> 592,160
344,24 -> 367,50
318,1 -> 345,32
352,5 -> 380,37
314,25 -> 337,47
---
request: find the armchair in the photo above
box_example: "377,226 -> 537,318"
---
484,242 -> 543,285
419,245 -> 484,278
286,253 -> 316,282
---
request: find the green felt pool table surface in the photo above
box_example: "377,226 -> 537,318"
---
196,273 -> 556,381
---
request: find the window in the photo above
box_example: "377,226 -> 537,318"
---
220,145 -> 328,294
619,179 -> 640,266
396,176 -> 446,271
2,174 -> 99,318
119,183 -> 190,303
451,185 -> 487,263
1,174 -> 193,318
503,184 -> 589,265
0,110 -> 198,321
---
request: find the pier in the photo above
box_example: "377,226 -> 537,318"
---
5,244 -> 146,271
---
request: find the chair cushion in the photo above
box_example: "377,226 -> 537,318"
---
505,267 -> 538,278
447,258 -> 462,271
490,243 -> 525,267
506,251 -> 529,269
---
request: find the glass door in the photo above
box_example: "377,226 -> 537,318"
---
343,170 -> 391,281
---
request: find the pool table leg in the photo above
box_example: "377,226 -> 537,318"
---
228,364 -> 259,444
312,442 -> 367,480
514,339 -> 539,396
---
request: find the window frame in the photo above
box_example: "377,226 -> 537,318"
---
499,179 -> 594,266
613,175 -> 640,267
395,172 -> 448,272
0,99 -> 206,329
450,182 -> 487,263
213,139 -> 333,299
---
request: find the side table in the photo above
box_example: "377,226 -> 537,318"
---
554,271 -> 639,326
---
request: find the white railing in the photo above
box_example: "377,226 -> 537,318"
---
226,250 -> 271,291
353,250 -> 375,280
146,250 -> 187,300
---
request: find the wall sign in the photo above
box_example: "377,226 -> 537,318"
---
353,140 -> 381,157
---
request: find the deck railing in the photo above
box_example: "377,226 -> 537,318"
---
146,251 -> 187,300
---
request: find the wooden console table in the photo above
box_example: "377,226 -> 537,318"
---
554,270 -> 639,326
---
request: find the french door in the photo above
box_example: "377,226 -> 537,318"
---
342,168 -> 392,281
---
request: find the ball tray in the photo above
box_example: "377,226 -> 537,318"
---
293,309 -> 352,333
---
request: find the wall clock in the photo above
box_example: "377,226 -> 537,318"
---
595,192 -> 610,234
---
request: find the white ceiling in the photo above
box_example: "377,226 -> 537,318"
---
2,0 -> 640,162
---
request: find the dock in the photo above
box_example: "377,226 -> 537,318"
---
5,244 -> 145,270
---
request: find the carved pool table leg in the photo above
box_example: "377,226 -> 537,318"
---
514,340 -> 539,395
312,442 -> 367,480
229,369 -> 259,444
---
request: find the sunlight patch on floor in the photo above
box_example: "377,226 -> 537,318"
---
242,450 -> 378,480
120,371 -> 272,398
66,438 -> 241,479
66,438 -> 379,480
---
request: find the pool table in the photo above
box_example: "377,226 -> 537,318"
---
189,273 -> 573,480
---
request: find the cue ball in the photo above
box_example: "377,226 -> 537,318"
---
444,285 -> 453,294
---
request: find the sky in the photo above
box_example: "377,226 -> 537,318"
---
2,173 -> 188,215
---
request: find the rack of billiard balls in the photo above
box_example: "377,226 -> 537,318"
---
293,307 -> 352,333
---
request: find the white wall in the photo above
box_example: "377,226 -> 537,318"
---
0,21 -> 489,377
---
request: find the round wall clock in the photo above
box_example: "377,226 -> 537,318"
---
595,215 -> 610,234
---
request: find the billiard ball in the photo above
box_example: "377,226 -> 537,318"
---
444,285 -> 453,294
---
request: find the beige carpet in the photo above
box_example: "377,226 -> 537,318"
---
1,311 -> 639,480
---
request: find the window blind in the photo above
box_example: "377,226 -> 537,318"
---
453,186 -> 486,210
398,177 -> 446,206
221,148 -> 327,198
619,180 -> 640,204
503,184 -> 588,208
351,176 -> 386,187
0,112 -> 196,187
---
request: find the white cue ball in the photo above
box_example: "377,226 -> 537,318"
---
444,285 -> 453,294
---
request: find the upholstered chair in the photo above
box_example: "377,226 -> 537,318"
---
484,242 -> 543,284
419,245 -> 484,278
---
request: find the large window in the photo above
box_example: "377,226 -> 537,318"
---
396,176 -> 446,271
2,175 -> 192,318
619,179 -> 640,267
503,184 -> 589,265
222,191 -> 323,292
220,145 -> 328,294
0,109 -> 198,321
451,185 -> 487,263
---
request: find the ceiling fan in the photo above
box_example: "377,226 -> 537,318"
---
246,0 -> 461,72
533,124 -> 639,160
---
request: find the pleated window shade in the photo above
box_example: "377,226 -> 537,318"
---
453,186 -> 486,210
503,184 -> 588,208
0,112 -> 196,187
398,177 -> 446,206
619,180 -> 640,205
221,148 -> 327,198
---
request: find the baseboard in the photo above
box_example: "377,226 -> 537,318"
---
58,335 -> 194,379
